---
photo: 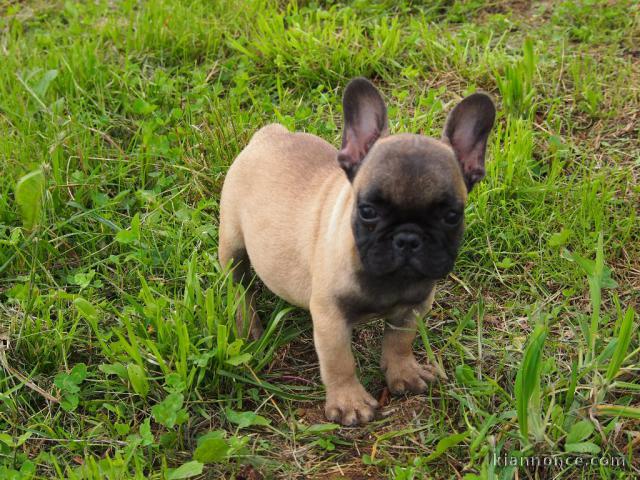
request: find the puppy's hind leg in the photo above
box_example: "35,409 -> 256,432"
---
218,234 -> 264,341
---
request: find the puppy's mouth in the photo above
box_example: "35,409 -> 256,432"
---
387,250 -> 456,280
406,257 -> 428,274
360,252 -> 451,280
403,256 -> 451,279
398,253 -> 453,280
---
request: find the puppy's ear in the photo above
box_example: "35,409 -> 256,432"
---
338,78 -> 388,181
442,93 -> 496,192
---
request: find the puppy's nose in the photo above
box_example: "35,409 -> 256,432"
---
392,232 -> 423,254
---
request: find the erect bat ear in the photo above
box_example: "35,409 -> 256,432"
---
337,78 -> 388,182
442,92 -> 496,192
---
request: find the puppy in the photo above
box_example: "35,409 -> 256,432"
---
218,78 -> 495,425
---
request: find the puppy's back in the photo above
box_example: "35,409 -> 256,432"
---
247,123 -> 339,175
219,123 -> 345,308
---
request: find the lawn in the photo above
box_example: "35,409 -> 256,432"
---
0,0 -> 639,478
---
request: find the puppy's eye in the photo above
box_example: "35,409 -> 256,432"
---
359,205 -> 379,222
443,210 -> 462,225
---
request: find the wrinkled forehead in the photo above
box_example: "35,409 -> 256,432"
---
353,134 -> 467,207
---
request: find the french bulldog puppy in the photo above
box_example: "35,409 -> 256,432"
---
218,78 -> 495,425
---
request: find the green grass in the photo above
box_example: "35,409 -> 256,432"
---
1,0 -> 639,478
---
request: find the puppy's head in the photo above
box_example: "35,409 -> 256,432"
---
337,78 -> 495,280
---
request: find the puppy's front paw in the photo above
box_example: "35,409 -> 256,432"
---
384,356 -> 438,395
325,382 -> 379,426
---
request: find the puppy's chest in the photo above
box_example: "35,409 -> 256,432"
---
336,278 -> 434,323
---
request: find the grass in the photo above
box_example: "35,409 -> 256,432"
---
0,0 -> 639,478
